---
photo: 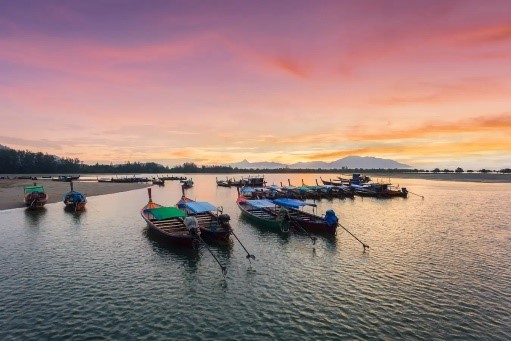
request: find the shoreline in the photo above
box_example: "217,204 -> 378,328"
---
0,179 -> 149,211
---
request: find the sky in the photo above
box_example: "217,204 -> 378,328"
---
1,0 -> 511,170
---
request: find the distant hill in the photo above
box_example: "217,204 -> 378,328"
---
227,156 -> 412,169
227,159 -> 288,169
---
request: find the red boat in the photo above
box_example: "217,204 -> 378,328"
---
24,184 -> 48,209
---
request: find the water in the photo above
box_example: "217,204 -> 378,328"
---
1,174 -> 510,340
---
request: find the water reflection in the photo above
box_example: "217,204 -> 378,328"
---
238,215 -> 291,242
143,226 -> 200,270
23,207 -> 47,226
64,207 -> 86,224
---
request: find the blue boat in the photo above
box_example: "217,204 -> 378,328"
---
271,198 -> 339,234
63,181 -> 87,211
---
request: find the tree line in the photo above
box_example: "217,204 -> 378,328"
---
0,146 -> 509,174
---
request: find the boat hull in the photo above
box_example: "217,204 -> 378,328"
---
24,193 -> 48,209
237,201 -> 289,231
140,205 -> 199,248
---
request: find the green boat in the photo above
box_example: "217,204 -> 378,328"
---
236,196 -> 290,232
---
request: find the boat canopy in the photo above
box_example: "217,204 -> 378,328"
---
182,201 -> 217,213
246,199 -> 275,208
148,207 -> 186,220
273,198 -> 317,209
63,190 -> 86,201
24,185 -> 45,193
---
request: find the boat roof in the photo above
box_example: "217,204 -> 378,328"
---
245,199 -> 275,208
24,185 -> 44,193
273,198 -> 317,209
148,207 -> 186,220
182,201 -> 217,213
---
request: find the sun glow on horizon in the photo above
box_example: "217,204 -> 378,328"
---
1,1 -> 511,169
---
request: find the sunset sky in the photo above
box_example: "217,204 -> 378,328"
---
1,0 -> 511,169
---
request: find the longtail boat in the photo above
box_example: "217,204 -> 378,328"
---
63,181 -> 87,211
141,189 -> 200,248
152,178 -> 165,186
181,179 -> 194,189
177,196 -> 232,242
352,183 -> 408,198
271,198 -> 339,234
24,184 -> 48,209
236,195 -> 290,231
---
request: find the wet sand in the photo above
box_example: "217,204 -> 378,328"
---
0,179 -> 150,210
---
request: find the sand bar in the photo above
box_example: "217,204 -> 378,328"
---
0,179 -> 149,210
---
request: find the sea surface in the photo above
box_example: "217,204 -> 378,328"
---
1,174 -> 510,340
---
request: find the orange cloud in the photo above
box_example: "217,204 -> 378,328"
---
375,79 -> 510,106
305,137 -> 511,161
270,57 -> 310,79
347,113 -> 511,141
450,23 -> 511,44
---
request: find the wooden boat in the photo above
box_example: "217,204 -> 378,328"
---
236,195 -> 290,231
177,196 -> 231,242
215,177 -> 240,187
24,184 -> 48,209
352,183 -> 408,198
241,176 -> 265,187
63,181 -> 87,211
141,189 -> 200,248
52,175 -> 80,182
152,178 -> 165,186
270,198 -> 338,234
181,178 -> 194,188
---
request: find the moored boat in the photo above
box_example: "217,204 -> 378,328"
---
24,184 -> 48,209
141,189 -> 200,248
352,183 -> 408,198
236,195 -> 290,231
152,178 -> 165,186
271,198 -> 339,234
63,181 -> 87,211
177,196 -> 232,242
181,178 -> 194,189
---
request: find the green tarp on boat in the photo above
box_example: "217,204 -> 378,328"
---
148,206 -> 186,220
24,185 -> 45,193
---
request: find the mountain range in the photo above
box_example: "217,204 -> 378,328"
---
226,156 -> 412,169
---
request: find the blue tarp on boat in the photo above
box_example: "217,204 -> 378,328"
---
273,198 -> 317,209
246,199 -> 275,208
182,201 -> 217,213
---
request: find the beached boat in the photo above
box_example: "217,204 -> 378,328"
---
270,198 -> 339,234
177,196 -> 231,242
52,175 -> 80,182
236,195 -> 290,231
24,184 -> 48,209
141,189 -> 200,248
63,181 -> 87,211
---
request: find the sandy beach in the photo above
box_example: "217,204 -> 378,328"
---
0,179 -> 150,210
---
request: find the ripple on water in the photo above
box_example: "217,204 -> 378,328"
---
0,177 -> 510,340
